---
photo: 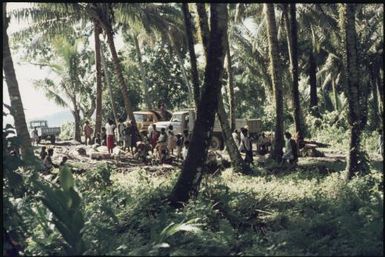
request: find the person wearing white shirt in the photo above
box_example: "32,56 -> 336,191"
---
105,119 -> 116,154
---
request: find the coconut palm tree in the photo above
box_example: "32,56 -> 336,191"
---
283,4 -> 305,138
3,3 -> 33,159
194,2 -> 248,173
170,4 -> 229,206
182,3 -> 200,108
94,19 -> 103,137
339,4 -> 370,180
33,35 -> 95,142
265,3 -> 284,162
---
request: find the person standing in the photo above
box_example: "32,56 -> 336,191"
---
167,130 -> 177,155
105,119 -> 115,154
31,127 -> 39,146
130,120 -> 138,153
149,124 -> 160,151
175,134 -> 183,160
239,128 -> 253,164
123,122 -> 133,154
83,121 -> 94,145
117,118 -> 126,147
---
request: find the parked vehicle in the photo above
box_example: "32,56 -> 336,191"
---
29,120 -> 61,144
133,110 -> 172,137
155,109 -> 261,150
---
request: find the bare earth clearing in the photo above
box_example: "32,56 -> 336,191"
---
34,140 -> 384,175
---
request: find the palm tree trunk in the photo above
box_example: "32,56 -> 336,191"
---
196,3 -> 210,59
104,25 -> 137,127
265,4 -> 284,162
3,3 -> 33,159
283,4 -> 304,137
332,78 -> 339,111
197,2 -> 244,168
225,34 -> 236,131
133,33 -> 152,110
100,43 -> 119,126
309,50 -> 318,108
169,4 -> 228,207
72,105 -> 81,142
340,4 -> 367,180
217,94 -> 249,173
94,20 -> 103,137
182,3 -> 200,109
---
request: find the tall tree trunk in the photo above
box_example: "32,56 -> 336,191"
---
72,104 -> 81,142
3,3 -> 33,159
309,50 -> 318,108
196,3 -> 210,59
104,25 -> 137,127
100,43 -> 118,126
265,4 -> 284,162
225,34 -> 236,131
169,4 -> 228,206
339,4 -> 368,180
182,3 -> 200,109
197,2 -> 244,169
133,33 -> 152,110
332,77 -> 339,111
94,20 -> 103,137
217,94 -> 249,173
168,32 -> 195,107
283,4 -> 304,137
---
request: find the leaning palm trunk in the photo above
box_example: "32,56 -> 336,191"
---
339,4 -> 369,180
182,3 -> 200,109
133,33 -> 152,110
217,94 -> 249,173
104,25 -> 138,134
283,4 -> 304,138
169,4 -> 228,206
94,20 -> 103,137
3,3 -> 33,159
265,4 -> 284,162
100,43 -> 119,126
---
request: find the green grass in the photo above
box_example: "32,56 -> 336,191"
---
57,157 -> 383,256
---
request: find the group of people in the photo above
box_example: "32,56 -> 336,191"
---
146,124 -> 191,163
231,128 -> 299,166
39,146 -> 67,172
83,117 -> 192,164
83,119 -> 138,154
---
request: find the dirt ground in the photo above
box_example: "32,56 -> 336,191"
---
33,140 -> 383,174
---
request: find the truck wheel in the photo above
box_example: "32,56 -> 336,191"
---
50,136 -> 56,144
210,135 -> 222,150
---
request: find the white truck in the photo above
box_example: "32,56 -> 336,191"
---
29,120 -> 61,144
154,109 -> 261,150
